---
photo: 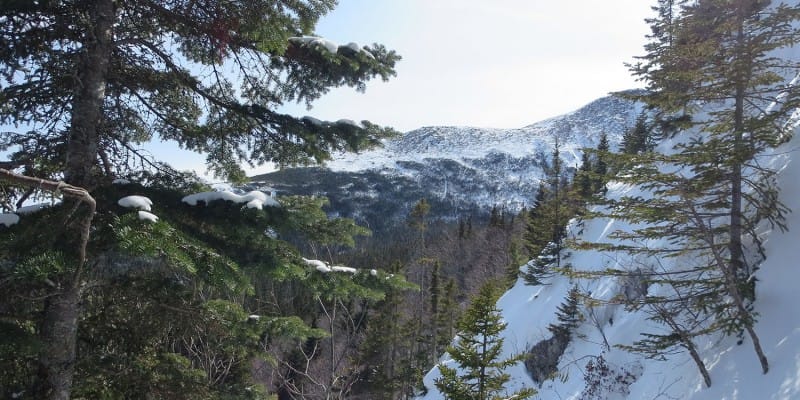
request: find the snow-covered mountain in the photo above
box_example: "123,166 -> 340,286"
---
255,93 -> 642,229
326,92 -> 641,208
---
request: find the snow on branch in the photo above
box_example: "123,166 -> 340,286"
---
138,211 -> 159,223
0,213 -> 19,227
302,258 -> 359,274
289,36 -> 375,59
331,265 -> 357,274
0,168 -> 96,268
301,116 -> 365,129
118,195 -> 153,211
16,203 -> 52,215
182,190 -> 279,210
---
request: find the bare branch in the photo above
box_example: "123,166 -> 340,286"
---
0,168 -> 96,287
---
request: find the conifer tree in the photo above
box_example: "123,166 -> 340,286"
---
523,143 -> 575,285
406,198 -> 435,383
438,278 -> 460,351
430,260 -> 444,361
489,205 -> 502,228
409,198 -> 432,242
358,261 -> 417,399
588,0 -> 800,378
547,285 -> 583,341
592,132 -> 610,194
576,152 -> 595,201
622,113 -> 652,155
504,237 -> 527,286
615,269 -> 715,388
0,1 -> 401,398
523,184 -> 548,252
434,282 -> 535,400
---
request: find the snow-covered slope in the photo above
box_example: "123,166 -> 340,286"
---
415,102 -> 800,400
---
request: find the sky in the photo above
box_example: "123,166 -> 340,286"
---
279,0 -> 654,132
158,0 -> 654,178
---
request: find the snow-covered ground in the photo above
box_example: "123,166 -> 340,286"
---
416,102 -> 800,400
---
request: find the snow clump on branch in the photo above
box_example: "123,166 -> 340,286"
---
137,211 -> 159,223
181,190 -> 279,210
301,258 -> 361,275
118,195 -> 153,211
289,36 -> 375,58
0,213 -> 20,227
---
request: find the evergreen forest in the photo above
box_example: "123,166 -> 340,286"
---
1,1 -> 800,399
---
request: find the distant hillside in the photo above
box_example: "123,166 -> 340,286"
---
251,92 -> 642,231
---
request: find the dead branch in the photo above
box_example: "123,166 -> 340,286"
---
0,168 -> 96,287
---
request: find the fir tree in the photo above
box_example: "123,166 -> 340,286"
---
358,261 -> 418,399
0,1 -> 401,398
622,113 -> 652,155
523,143 -> 575,285
593,132 -> 610,194
438,278 -> 460,351
586,0 -> 800,379
616,281 -> 714,388
434,282 -> 535,400
524,184 -> 548,248
547,285 -> 583,341
576,152 -> 595,201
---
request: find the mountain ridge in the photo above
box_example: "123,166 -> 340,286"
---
252,92 -> 643,229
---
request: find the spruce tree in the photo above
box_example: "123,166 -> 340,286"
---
0,1 -> 400,398
592,132 -> 610,194
434,282 -> 535,400
616,274 -> 715,388
523,143 -> 575,285
547,285 -> 583,341
586,0 -> 800,379
622,113 -> 652,155
438,278 -> 460,351
405,198 -> 435,385
576,152 -> 595,201
358,261 -> 417,399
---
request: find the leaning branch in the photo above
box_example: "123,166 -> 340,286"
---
0,168 -> 96,286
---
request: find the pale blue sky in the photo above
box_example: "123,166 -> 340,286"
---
280,0 -> 653,131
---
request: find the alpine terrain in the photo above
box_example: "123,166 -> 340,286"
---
254,93 -> 642,232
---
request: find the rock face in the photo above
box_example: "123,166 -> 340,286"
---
252,92 -> 643,231
525,334 -> 571,384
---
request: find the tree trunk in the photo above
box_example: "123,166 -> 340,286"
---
36,0 -> 114,398
685,338 -> 712,388
64,0 -> 114,187
729,12 -> 769,375
689,205 -> 769,374
35,287 -> 81,400
728,21 -> 746,290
